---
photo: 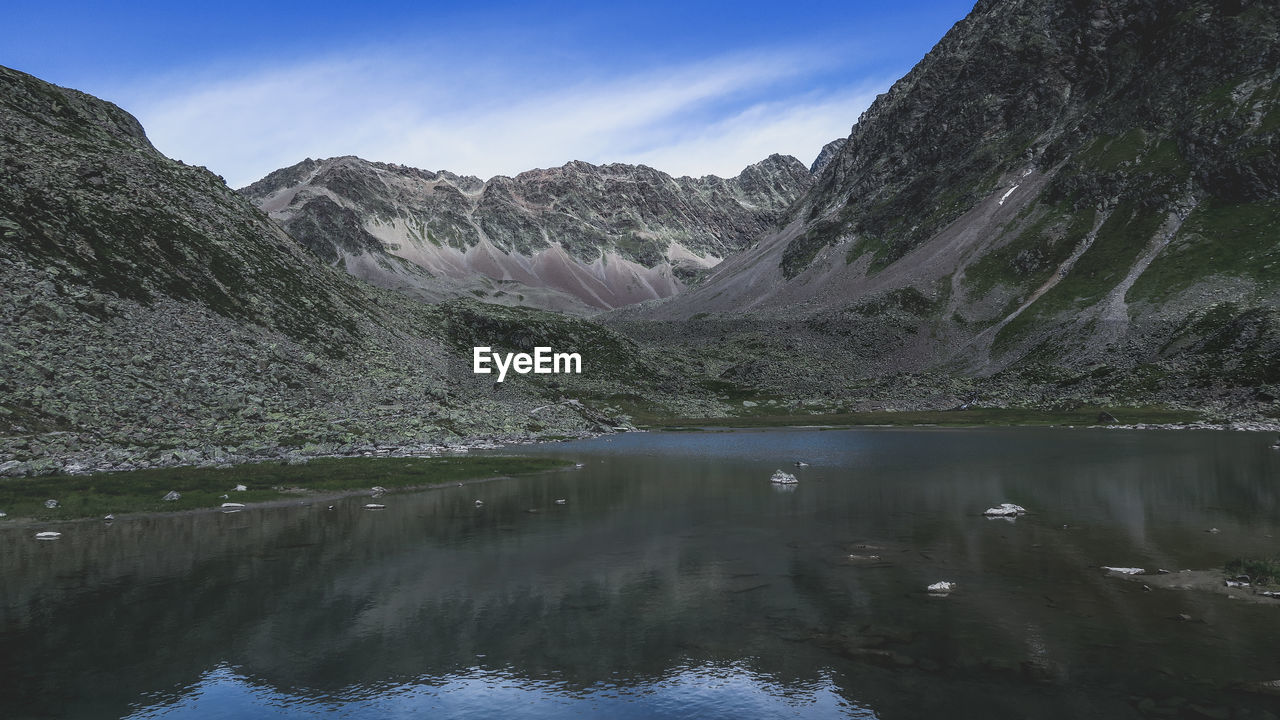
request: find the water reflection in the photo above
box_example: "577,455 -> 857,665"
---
2,428 -> 1279,718
125,662 -> 869,720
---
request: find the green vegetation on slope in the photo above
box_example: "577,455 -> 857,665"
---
1129,200 -> 1280,302
994,200 -> 1164,351
964,203 -> 1097,298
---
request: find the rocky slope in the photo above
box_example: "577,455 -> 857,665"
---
0,65 -> 734,477
619,0 -> 1280,416
240,154 -> 812,313
5,0 -> 1278,482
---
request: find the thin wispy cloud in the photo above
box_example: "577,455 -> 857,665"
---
119,46 -> 890,188
624,92 -> 882,178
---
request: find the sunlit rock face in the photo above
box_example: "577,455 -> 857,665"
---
241,154 -> 813,313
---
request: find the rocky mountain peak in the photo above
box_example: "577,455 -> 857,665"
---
808,138 -> 847,175
242,153 -> 813,312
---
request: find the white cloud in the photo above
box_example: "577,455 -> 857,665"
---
621,91 -> 880,178
119,47 -> 888,188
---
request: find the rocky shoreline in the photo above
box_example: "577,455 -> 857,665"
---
0,429 -> 608,479
4,414 -> 1277,481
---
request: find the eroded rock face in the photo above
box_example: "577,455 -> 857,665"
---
240,154 -> 813,312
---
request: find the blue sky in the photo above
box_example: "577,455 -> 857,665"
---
8,1 -> 976,187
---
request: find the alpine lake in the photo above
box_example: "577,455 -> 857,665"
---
3,427 -> 1280,719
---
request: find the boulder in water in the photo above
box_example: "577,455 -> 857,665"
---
983,503 -> 1026,516
770,470 -> 799,485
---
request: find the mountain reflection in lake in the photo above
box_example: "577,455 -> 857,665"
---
3,428 -> 1280,719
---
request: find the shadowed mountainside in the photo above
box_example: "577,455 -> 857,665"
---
615,0 -> 1279,417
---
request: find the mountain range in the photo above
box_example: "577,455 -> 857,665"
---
2,0 -> 1277,476
240,154 -> 812,313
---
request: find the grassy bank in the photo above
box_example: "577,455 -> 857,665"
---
1226,558 -> 1280,587
644,406 -> 1203,430
0,456 -> 567,522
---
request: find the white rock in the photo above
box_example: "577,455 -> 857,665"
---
474,499 -> 484,507
163,491 -> 181,502
927,581 -> 956,593
35,531 -> 61,540
983,503 -> 1026,516
104,514 -> 114,522
44,499 -> 59,509
0,511 -> 6,518
371,486 -> 388,497
770,470 -> 799,485
363,503 -> 386,510
220,503 -> 245,509
554,499 -> 567,505
1102,567 -> 1145,575
233,484 -> 247,492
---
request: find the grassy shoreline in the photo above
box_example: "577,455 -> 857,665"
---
0,456 -> 568,523
2,407 -> 1267,522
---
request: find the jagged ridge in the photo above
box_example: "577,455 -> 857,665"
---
240,154 -> 813,312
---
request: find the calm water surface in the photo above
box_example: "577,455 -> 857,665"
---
3,428 -> 1280,719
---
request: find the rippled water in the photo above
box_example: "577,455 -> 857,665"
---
3,428 -> 1280,719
